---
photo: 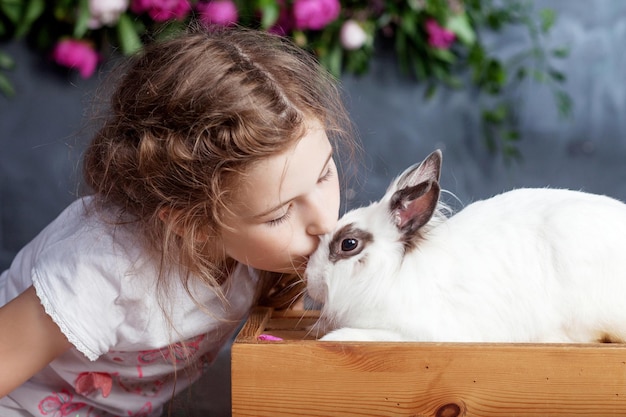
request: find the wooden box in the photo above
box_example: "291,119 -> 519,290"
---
231,307 -> 626,416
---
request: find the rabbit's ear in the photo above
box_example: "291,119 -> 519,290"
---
389,150 -> 442,193
385,150 -> 442,238
389,180 -> 441,237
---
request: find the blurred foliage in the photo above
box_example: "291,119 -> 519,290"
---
0,0 -> 571,159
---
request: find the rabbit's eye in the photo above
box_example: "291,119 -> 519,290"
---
341,238 -> 358,252
329,226 -> 372,262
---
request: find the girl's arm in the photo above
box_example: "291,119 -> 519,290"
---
0,285 -> 72,397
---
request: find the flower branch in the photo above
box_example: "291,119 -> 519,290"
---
0,0 -> 570,159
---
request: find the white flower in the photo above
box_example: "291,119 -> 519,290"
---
340,20 -> 367,50
88,0 -> 129,29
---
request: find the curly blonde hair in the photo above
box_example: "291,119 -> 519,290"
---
82,25 -> 357,310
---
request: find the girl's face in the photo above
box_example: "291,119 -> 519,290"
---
219,119 -> 340,275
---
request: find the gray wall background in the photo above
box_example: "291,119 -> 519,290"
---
342,0 -> 626,210
1,0 -> 625,270
0,1 -> 625,415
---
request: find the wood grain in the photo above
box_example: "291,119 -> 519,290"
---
232,309 -> 626,416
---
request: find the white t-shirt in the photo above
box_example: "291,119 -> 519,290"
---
0,197 -> 258,417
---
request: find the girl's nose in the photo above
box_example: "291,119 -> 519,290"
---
305,196 -> 338,236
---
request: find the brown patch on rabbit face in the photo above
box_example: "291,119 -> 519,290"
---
329,224 -> 373,263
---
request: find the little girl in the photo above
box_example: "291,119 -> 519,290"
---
0,26 -> 356,416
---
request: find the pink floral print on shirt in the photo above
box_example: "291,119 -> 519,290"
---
128,402 -> 152,417
39,388 -> 152,417
138,334 -> 205,364
75,372 -> 113,397
38,389 -> 87,416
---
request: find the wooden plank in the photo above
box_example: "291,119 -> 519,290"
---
234,306 -> 273,342
236,307 -> 319,342
232,341 -> 626,416
232,310 -> 626,416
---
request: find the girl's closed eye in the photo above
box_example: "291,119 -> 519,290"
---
318,164 -> 334,183
267,206 -> 292,226
265,162 -> 334,227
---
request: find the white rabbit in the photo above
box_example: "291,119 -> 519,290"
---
306,149 -> 626,343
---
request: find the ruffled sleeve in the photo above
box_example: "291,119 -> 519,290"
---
31,217 -> 133,361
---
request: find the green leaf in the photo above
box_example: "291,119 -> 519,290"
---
555,90 -> 573,118
446,13 -> 476,45
486,12 -> 504,30
22,0 -> 45,25
325,42 -> 343,78
0,73 -> 15,97
73,0 -> 91,38
548,68 -> 566,82
0,0 -> 22,24
14,0 -> 45,37
467,43 -> 486,81
423,83 -> 437,100
502,143 -> 522,164
0,51 -> 15,69
258,0 -> 279,29
291,30 -> 307,48
116,13 -> 143,55
446,75 -> 463,89
504,130 -> 520,142
431,47 -> 455,63
394,31 -> 410,74
483,60 -> 506,94
482,103 -> 507,123
54,0 -> 74,21
399,10 -> 418,38
407,0 -> 424,12
551,47 -> 569,58
531,69 -> 546,82
540,8 -> 556,33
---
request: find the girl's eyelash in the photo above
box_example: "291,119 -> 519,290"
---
267,208 -> 292,226
267,164 -> 333,227
318,165 -> 334,183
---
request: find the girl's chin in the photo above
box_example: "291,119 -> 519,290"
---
248,256 -> 308,275
270,261 -> 307,276
273,267 -> 305,276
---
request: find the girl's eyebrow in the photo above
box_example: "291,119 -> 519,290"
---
252,151 -> 334,220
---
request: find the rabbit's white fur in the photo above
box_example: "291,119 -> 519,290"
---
306,150 -> 626,343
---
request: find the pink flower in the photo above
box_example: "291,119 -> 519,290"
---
340,20 -> 367,50
293,0 -> 340,30
130,0 -> 191,22
51,39 -> 100,78
424,18 -> 456,49
197,0 -> 238,26
88,0 -> 129,29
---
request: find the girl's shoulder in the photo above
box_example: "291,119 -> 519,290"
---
0,197 -> 155,358
30,196 -> 147,264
